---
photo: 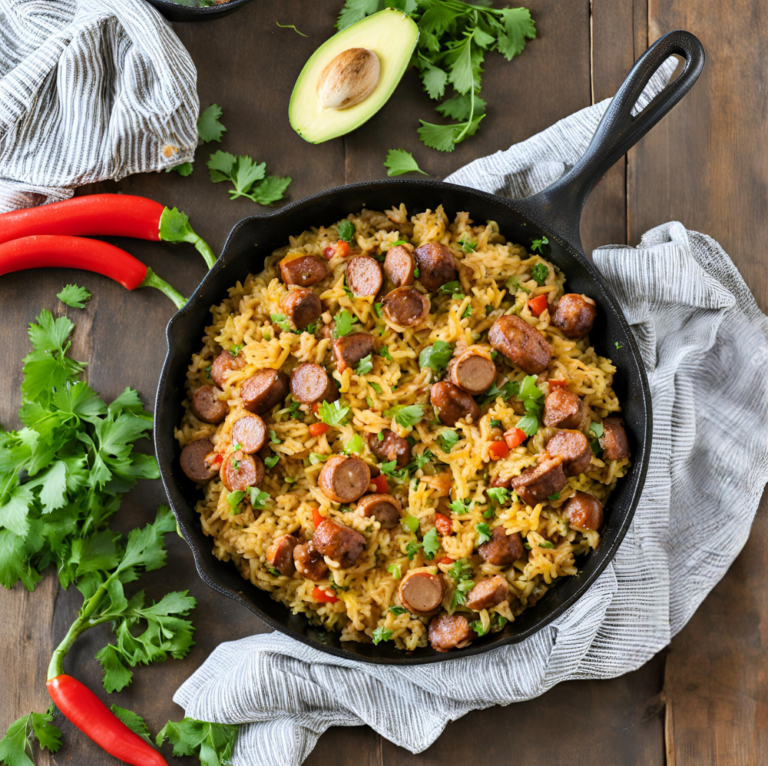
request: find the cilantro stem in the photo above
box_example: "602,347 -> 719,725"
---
138,267 -> 187,310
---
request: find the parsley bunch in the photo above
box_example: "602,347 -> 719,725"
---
337,0 -> 537,151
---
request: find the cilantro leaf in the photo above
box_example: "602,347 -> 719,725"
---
271,313 -> 293,333
438,429 -> 460,453
421,527 -> 440,559
110,705 -> 152,743
590,421 -> 604,439
385,404 -> 424,429
169,162 -> 194,177
384,149 -> 427,177
207,151 -> 291,206
337,220 -> 356,243
436,94 -> 487,121
449,497 -> 471,515
481,380 -> 520,404
418,113 -> 485,152
531,262 -> 549,285
318,400 -> 350,427
421,63 -> 449,99
475,522 -> 492,544
332,309 -> 358,339
387,563 -> 402,579
470,619 -> 490,637
372,626 -> 393,645
418,340 -> 453,375
248,487 -> 270,509
530,235 -> 549,254
355,354 -> 373,376
515,414 -> 538,437
0,711 -> 61,766
344,434 -> 364,455
197,103 -> 227,143
157,718 -> 239,764
389,605 -> 407,615
57,284 -> 91,309
497,7 -> 537,61
487,487 -> 510,506
249,175 -> 292,206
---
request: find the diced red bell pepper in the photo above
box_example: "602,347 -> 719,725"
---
323,240 -> 350,259
549,379 -> 568,387
313,587 -> 339,603
309,422 -> 329,437
528,294 -> 549,316
504,428 -> 528,450
434,512 -> 453,536
371,474 -> 388,494
489,440 -> 510,460
438,556 -> 455,566
312,508 -> 325,528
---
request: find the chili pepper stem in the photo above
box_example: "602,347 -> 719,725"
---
139,267 -> 187,310
193,237 -> 217,270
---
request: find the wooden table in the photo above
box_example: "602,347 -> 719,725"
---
1,1 -> 766,763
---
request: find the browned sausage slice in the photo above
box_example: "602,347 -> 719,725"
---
478,526 -> 524,565
266,534 -> 298,576
357,494 -> 401,529
318,455 -> 371,503
414,242 -> 457,292
279,255 -> 328,287
313,518 -> 366,567
543,387 -> 584,429
399,571 -> 444,615
428,612 -> 475,652
333,333 -> 374,373
449,346 -> 497,395
430,381 -> 480,426
465,575 -> 509,611
381,287 -> 429,327
211,351 -> 246,388
280,289 -> 322,331
293,541 -> 329,581
552,294 -> 597,339
192,385 -> 228,424
290,363 -> 337,404
346,256 -> 383,297
231,414 -> 268,454
562,491 -> 604,531
488,315 -> 553,375
220,450 -> 265,492
368,430 -> 411,467
180,439 -> 217,483
489,475 -> 512,490
511,455 -> 567,506
546,430 -> 591,477
599,417 -> 630,460
384,245 -> 415,287
241,369 -> 290,415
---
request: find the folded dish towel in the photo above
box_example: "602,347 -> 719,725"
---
175,80 -> 768,764
0,0 -> 197,213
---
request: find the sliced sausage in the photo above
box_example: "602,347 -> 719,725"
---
231,414 -> 267,454
192,385 -> 228,424
488,315 -> 553,375
543,387 -> 584,429
600,417 -> 630,460
511,455 -> 567,506
211,351 -> 246,388
319,455 -> 372,503
428,612 -> 475,652
384,245 -> 415,287
290,362 -> 337,404
346,256 -> 383,297
180,439 -> 217,483
465,575 -> 509,611
293,541 -> 329,581
220,450 -> 264,492
552,293 -> 597,339
381,287 -> 429,327
279,255 -> 328,287
280,288 -> 322,331
478,526 -> 524,565
562,491 -> 604,531
357,494 -> 401,529
490,475 -> 512,490
241,369 -> 290,415
430,381 -> 480,427
266,534 -> 298,576
368,430 -> 411,468
449,345 -> 497,395
333,333 -> 375,373
399,571 -> 444,616
546,430 -> 591,477
414,242 -> 457,292
313,518 -> 366,567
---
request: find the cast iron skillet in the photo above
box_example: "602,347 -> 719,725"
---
155,31 -> 704,664
147,0 -> 254,23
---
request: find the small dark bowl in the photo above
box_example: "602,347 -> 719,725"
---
147,0 -> 255,23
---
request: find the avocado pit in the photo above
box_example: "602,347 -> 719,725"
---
317,47 -> 381,110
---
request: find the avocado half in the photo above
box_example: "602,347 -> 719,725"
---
289,9 -> 420,144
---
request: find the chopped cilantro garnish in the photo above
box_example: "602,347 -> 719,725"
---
332,309 -> 358,339
229,344 -> 243,357
337,220 -> 355,243
515,414 -> 538,437
317,400 -> 350,426
615,341 -> 623,350
487,487 -> 510,506
227,491 -> 244,515
248,488 -> 270,508
531,262 -> 549,285
308,452 -> 328,465
461,304 -> 472,319
539,540 -> 555,549
459,239 -> 477,253
271,313 -> 293,333
422,528 -> 440,559
506,275 -> 531,294
385,404 -> 424,429
379,345 -> 393,361
344,434 -> 364,454
372,627 -> 393,645
489,419 -> 502,429
548,492 -> 560,501
419,340 -> 454,376
449,497 -> 471,515
590,421 -> 604,439
406,540 -> 421,560
449,559 -> 475,608
269,430 -> 281,444
530,236 -> 549,254
264,454 -> 280,470
475,523 -> 492,544
370,382 -> 382,393
387,563 -> 402,579
355,354 -> 373,376
389,606 -> 408,615
481,380 -> 520,404
470,619 -> 490,637
482,508 -> 495,519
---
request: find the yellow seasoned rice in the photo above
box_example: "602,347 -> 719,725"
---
176,205 -> 629,651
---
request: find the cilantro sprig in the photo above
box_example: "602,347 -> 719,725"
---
418,340 -> 454,376
384,148 -> 428,176
207,150 -> 291,206
57,284 -> 91,309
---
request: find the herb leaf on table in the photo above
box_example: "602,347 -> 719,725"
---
207,151 -> 291,206
170,103 -> 227,175
56,284 -> 91,309
157,717 -> 239,765
384,149 -> 427,176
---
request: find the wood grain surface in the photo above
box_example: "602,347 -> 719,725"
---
0,1 -> 764,764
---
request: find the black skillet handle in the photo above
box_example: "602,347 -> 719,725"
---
524,30 -> 705,251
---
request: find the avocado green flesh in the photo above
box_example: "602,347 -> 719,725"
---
290,10 -> 419,144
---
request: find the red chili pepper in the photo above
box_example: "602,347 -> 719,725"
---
528,294 -> 549,316
0,236 -> 186,309
370,474 -> 388,494
504,428 -> 528,450
309,422 -> 329,437
313,586 -> 339,603
312,507 -> 325,528
438,556 -> 455,566
47,675 -> 167,766
434,512 -> 453,536
489,440 -> 510,460
548,379 -> 568,387
0,194 -> 216,268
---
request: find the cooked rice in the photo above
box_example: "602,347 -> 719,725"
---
176,205 -> 629,650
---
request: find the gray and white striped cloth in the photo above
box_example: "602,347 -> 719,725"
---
175,77 -> 768,764
0,0 -> 197,213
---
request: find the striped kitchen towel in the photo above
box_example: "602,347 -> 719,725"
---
174,65 -> 768,764
0,0 -> 197,213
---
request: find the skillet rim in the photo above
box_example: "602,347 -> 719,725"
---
155,177 -> 652,665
